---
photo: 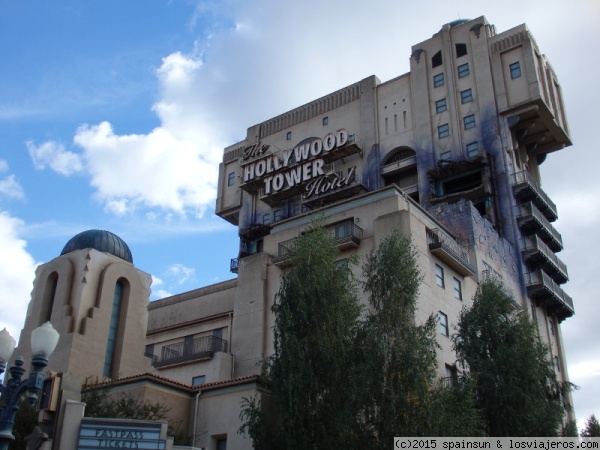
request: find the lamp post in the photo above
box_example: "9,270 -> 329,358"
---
0,322 -> 59,450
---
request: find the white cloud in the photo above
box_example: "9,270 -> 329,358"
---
0,212 -> 39,342
0,175 -> 25,200
166,263 -> 196,285
26,140 -> 84,175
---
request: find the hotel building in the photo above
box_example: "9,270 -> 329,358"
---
12,16 -> 573,450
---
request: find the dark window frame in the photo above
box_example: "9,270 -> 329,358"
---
435,98 -> 447,113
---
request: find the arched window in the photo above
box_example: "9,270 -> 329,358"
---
103,279 -> 125,377
40,272 -> 58,325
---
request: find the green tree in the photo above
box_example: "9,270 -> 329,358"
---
357,229 -> 439,442
581,414 -> 600,437
561,420 -> 578,437
240,223 -> 362,449
427,378 -> 486,437
454,279 -> 570,436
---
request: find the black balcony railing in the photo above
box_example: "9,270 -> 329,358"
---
427,228 -> 475,276
516,202 -> 563,252
524,270 -> 574,321
520,236 -> 568,284
511,170 -> 558,222
152,336 -> 228,368
273,220 -> 363,265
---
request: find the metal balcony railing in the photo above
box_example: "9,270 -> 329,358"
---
511,170 -> 558,222
524,270 -> 574,321
273,220 -> 364,265
520,236 -> 568,284
152,336 -> 228,368
515,202 -> 563,252
427,228 -> 475,276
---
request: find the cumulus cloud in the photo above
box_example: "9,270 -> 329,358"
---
0,212 -> 39,341
28,49 -> 225,218
26,140 -> 83,175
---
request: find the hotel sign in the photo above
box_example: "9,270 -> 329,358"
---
241,129 -> 357,200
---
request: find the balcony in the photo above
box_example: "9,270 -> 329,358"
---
427,228 -> 475,276
524,270 -> 574,322
152,336 -> 228,369
511,170 -> 557,222
230,258 -> 239,274
515,202 -> 563,252
520,235 -> 568,284
381,153 -> 417,177
320,134 -> 362,163
273,220 -> 364,266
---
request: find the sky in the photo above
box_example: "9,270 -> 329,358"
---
0,0 -> 598,429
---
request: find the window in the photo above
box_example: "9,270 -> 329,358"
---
453,277 -> 462,300
334,221 -> 352,239
549,320 -> 555,336
104,280 -> 125,378
286,131 -> 292,140
322,116 -> 328,126
274,209 -> 283,222
144,344 -> 154,358
216,438 -> 227,450
435,98 -> 447,113
435,264 -> 445,288
192,375 -> 206,386
460,88 -> 473,104
554,356 -> 560,372
292,203 -> 301,216
466,141 -> 479,158
464,114 -> 476,130
262,213 -> 271,225
445,364 -> 458,386
227,172 -> 235,186
457,63 -> 469,78
455,43 -> 467,58
440,151 -> 452,161
438,123 -> 449,139
432,51 -> 443,68
433,73 -> 444,88
439,312 -> 449,337
510,61 -> 521,79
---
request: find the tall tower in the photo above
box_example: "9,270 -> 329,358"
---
13,230 -> 152,380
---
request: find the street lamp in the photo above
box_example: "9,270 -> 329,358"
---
0,322 -> 59,450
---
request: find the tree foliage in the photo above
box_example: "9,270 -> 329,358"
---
454,279 -> 570,436
241,223 -> 362,449
581,414 -> 600,437
357,230 -> 438,441
240,227 -> 572,447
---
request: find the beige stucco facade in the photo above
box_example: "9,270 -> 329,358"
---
11,16 -> 574,450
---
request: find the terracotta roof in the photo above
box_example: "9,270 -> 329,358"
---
84,373 -> 260,393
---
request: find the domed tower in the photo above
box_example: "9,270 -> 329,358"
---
13,230 -> 152,380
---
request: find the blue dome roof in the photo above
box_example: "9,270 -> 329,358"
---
61,230 -> 133,263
